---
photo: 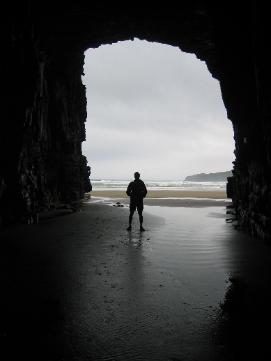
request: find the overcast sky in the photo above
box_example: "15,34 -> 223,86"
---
82,39 -> 234,180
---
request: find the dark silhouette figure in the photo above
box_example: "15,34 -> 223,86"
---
126,172 -> 147,231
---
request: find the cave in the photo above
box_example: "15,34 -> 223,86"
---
3,3 -> 271,360
1,2 -> 271,239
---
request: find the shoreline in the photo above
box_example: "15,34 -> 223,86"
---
88,189 -> 228,199
87,189 -> 231,208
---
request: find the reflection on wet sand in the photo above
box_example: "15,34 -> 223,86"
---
1,202 -> 271,360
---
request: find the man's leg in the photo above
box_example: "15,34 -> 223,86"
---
127,209 -> 135,230
138,210 -> 145,231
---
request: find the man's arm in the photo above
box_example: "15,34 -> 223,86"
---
126,182 -> 133,196
142,182 -> 147,198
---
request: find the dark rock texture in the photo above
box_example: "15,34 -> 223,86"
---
2,2 -> 271,238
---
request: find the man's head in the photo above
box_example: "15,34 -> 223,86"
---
134,172 -> 140,180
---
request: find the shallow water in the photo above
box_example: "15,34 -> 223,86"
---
66,205 -> 264,360
3,203 -> 271,360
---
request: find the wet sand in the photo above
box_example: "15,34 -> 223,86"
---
89,189 -> 230,208
90,189 -> 227,199
1,201 -> 271,360
92,196 -> 230,208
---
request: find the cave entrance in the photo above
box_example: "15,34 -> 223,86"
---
76,40 -> 239,360
82,39 -> 234,198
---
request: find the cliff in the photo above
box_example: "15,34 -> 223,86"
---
185,171 -> 232,182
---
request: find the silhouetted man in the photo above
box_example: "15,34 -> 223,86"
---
126,172 -> 147,231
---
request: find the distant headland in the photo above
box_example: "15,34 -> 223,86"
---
184,171 -> 232,182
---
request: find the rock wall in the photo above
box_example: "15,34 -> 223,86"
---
2,2 -> 271,238
1,6 -> 91,224
220,3 -> 271,239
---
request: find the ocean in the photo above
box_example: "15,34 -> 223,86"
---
90,179 -> 226,191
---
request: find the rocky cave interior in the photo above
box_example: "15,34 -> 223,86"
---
2,2 -> 271,239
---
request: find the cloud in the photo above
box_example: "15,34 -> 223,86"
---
82,39 -> 234,180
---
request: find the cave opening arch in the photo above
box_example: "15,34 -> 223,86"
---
82,39 -> 235,186
2,3 -> 270,239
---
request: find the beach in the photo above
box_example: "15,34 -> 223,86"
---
1,196 -> 271,360
88,189 -> 230,208
89,189 -> 227,199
